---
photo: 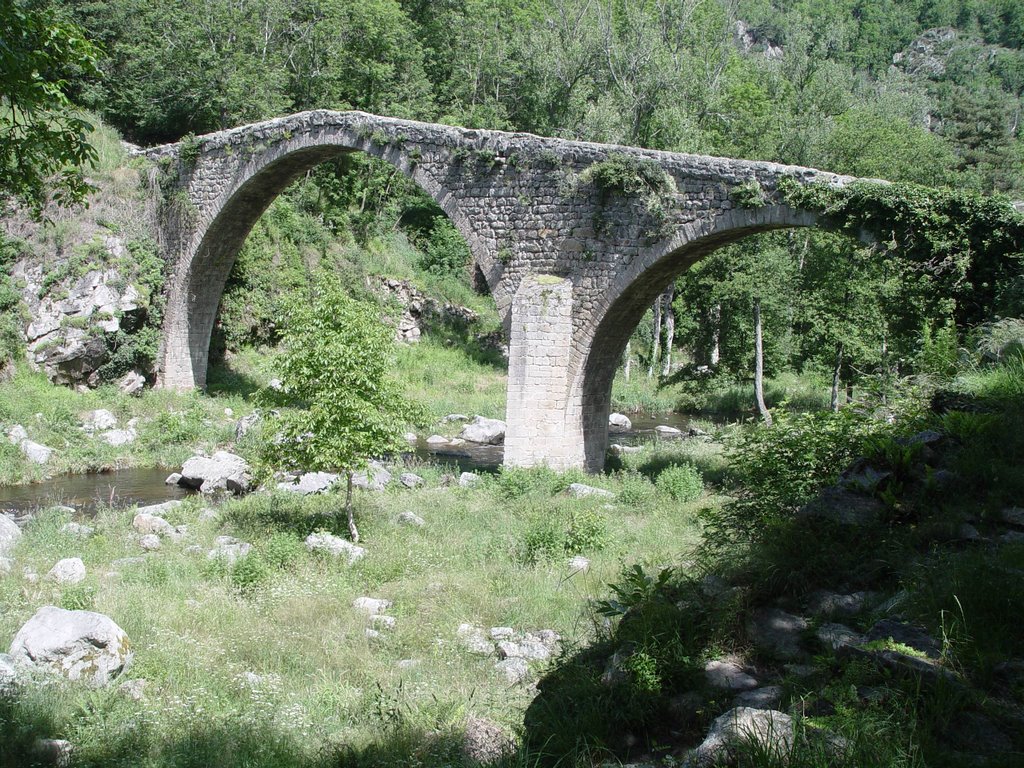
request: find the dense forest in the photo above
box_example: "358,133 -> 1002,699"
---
21,0 -> 1024,392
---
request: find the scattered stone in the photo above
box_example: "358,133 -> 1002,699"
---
462,716 -> 513,765
179,451 -> 252,494
139,534 -> 161,551
118,678 -> 147,701
458,472 -> 481,488
6,424 -> 27,444
0,514 -> 22,557
243,671 -> 264,686
352,461 -> 391,491
61,522 -> 94,538
132,512 -> 174,536
403,432 -> 418,444
118,371 -> 146,396
207,536 -> 252,565
82,409 -> 117,431
496,657 -> 529,684
198,508 -> 218,522
799,486 -> 884,526
1000,530 -> 1024,544
364,628 -> 383,641
396,658 -> 420,670
101,428 -> 137,446
276,471 -> 340,495
457,623 -> 494,655
47,558 -> 86,585
807,590 -> 873,617
567,482 -> 614,499
371,615 -> 397,631
51,505 -> 76,515
8,606 -> 132,686
0,653 -> 17,695
497,637 -> 551,662
136,500 -> 183,518
609,443 -> 643,456
164,472 -> 182,485
655,425 -> 682,436
20,439 -> 54,464
183,544 -> 203,555
746,608 -> 808,660
459,416 -> 506,445
704,656 -> 759,691
817,623 -> 865,651
601,649 -> 629,686
396,511 -> 425,527
31,738 -> 73,767
489,627 -> 515,641
426,434 -> 449,446
305,532 -> 365,564
568,555 -> 590,574
733,685 -> 783,710
687,707 -> 794,768
957,523 -> 983,542
400,472 -> 424,488
1001,507 -> 1024,527
267,378 -> 283,391
442,413 -> 470,423
863,619 -> 941,658
234,411 -> 262,441
353,597 -> 391,615
608,413 -> 632,430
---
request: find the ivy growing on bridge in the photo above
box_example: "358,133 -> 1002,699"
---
778,178 -> 1024,325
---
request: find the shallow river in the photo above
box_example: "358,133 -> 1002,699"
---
0,412 -> 700,513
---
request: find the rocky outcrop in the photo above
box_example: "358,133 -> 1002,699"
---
178,451 -> 252,494
8,606 -> 132,686
373,277 -> 479,343
13,243 -> 145,387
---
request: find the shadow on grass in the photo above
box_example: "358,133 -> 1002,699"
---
206,359 -> 264,399
0,693 -> 515,768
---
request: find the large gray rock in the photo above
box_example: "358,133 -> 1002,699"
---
351,462 -> 391,491
82,409 -> 117,432
47,558 -> 86,585
101,428 -> 136,447
20,440 -> 54,464
305,532 -> 365,563
686,707 -> 794,767
118,370 -> 146,395
459,416 -> 506,445
132,512 -> 174,536
0,514 -> 22,557
207,536 -> 252,564
276,471 -> 340,495
704,656 -> 758,691
179,451 -> 252,494
8,606 -> 132,686
567,482 -> 614,499
746,608 -> 808,660
136,500 -> 182,517
608,412 -> 632,430
353,597 -> 391,615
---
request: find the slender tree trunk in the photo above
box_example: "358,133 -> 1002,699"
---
648,295 -> 662,378
830,342 -> 844,412
623,340 -> 632,381
709,303 -> 721,366
661,285 -> 675,377
345,471 -> 359,543
754,299 -> 772,426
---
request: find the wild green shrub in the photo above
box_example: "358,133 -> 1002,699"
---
231,554 -> 268,594
60,583 -> 96,611
418,217 -> 470,278
564,509 -> 608,555
521,516 -> 564,563
260,532 -> 306,572
655,463 -> 703,502
494,465 -> 559,500
616,471 -> 656,507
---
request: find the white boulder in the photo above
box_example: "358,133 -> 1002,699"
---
459,416 -> 506,445
8,606 -> 132,686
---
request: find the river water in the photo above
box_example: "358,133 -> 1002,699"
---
0,412 -> 700,513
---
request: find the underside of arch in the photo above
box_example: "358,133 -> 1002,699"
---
576,208 -> 819,470
159,143 -> 490,390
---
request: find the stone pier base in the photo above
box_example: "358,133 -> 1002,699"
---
503,275 -> 584,469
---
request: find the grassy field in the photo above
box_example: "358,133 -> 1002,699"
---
0,452 -> 713,767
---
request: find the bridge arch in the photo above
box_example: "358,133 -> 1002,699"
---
573,205 -> 820,470
158,119 -> 498,390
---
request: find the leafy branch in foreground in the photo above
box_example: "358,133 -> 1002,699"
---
259,278 -> 420,541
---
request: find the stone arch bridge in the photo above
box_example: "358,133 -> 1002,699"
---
144,110 -> 860,471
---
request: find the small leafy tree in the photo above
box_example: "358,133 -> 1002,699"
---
261,278 -> 419,542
